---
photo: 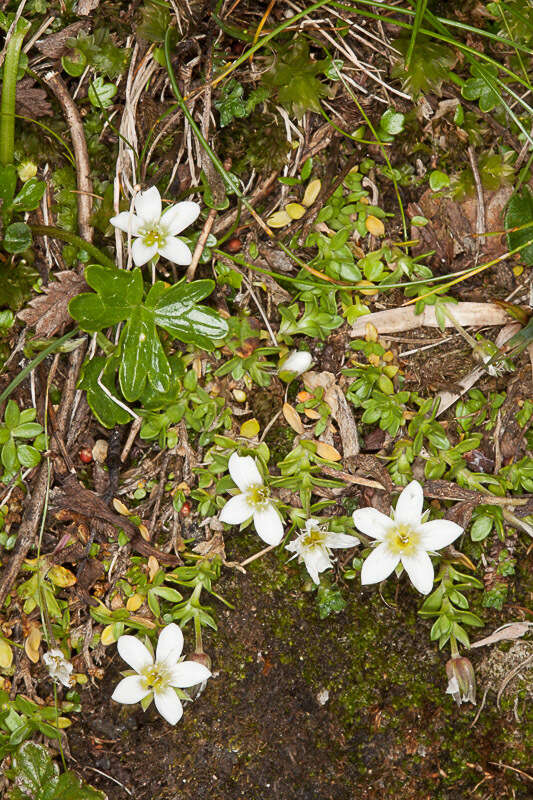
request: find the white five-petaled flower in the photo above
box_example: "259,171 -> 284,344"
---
110,186 -> 200,267
286,518 -> 359,584
352,480 -> 463,595
111,623 -> 211,725
219,452 -> 284,546
43,648 -> 73,688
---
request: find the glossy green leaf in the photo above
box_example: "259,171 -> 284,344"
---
77,355 -> 132,428
12,178 -> 46,212
505,186 -> 533,266
3,221 -> 32,253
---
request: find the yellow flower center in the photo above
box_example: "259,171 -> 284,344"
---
246,484 -> 269,509
386,523 -> 420,556
302,527 -> 326,548
140,663 -> 170,692
143,229 -> 165,248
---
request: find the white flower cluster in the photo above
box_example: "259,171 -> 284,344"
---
220,456 -> 463,596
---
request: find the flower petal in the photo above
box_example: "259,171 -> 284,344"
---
112,675 -> 150,705
253,504 -> 284,546
220,493 -> 253,526
360,543 -> 399,585
160,201 -> 201,235
401,549 -> 434,595
134,186 -> 161,224
158,236 -> 193,265
303,548 -> 332,584
131,237 -> 158,266
109,211 -> 142,235
153,686 -> 183,725
325,533 -> 359,549
352,507 -> 393,540
168,660 -> 211,688
117,635 -> 153,672
228,452 -> 263,492
419,520 -> 463,551
156,623 -> 183,664
394,480 -> 424,526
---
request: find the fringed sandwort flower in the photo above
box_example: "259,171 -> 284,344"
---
111,623 -> 211,725
219,452 -> 284,546
286,518 -> 358,584
110,186 -> 200,267
352,480 -> 463,595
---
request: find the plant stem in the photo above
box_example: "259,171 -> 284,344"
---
0,18 -> 30,166
29,224 -> 116,268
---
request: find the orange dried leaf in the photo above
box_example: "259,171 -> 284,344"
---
316,441 -> 342,461
283,402 -> 304,434
365,215 -> 385,236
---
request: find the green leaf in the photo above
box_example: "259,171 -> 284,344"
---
378,108 -> 405,139
470,515 -> 493,542
11,741 -> 59,797
429,170 -> 450,191
88,77 -> 117,109
214,79 -> 248,127
69,265 -> 143,331
264,39 -> 330,118
505,187 -> 533,266
2,436 -> 18,472
61,48 -> 87,77
392,36 -> 456,96
12,179 -> 46,212
119,307 -> 170,401
68,28 -> 130,79
4,399 -> 20,430
461,64 -> 500,112
3,222 -> 32,253
17,444 -> 42,469
12,423 -> 42,439
153,280 -> 229,350
77,356 -> 132,428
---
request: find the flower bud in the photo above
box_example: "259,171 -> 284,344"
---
446,656 -> 476,705
278,350 -> 313,382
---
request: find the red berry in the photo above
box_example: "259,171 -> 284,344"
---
226,237 -> 242,253
180,501 -> 191,517
79,447 -> 93,464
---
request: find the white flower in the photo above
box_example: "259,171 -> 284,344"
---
219,452 -> 284,546
43,648 -> 73,688
286,518 -> 359,584
111,623 -> 211,725
352,480 -> 463,595
110,186 -> 200,267
278,350 -> 313,381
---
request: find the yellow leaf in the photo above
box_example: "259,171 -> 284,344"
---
113,498 -> 131,516
302,179 -> 321,207
56,716 -> 72,729
101,624 -> 117,646
48,565 -> 76,587
126,593 -> 144,612
267,210 -> 292,228
138,523 -> 150,542
365,215 -> 385,236
148,555 -> 159,583
316,442 -> 342,461
285,202 -> 306,220
365,322 -> 379,342
356,280 -> 378,296
0,639 -> 13,668
24,627 -> 42,663
283,402 -> 304,434
240,418 -> 260,438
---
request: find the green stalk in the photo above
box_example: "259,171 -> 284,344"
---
0,18 -> 30,166
29,224 -> 116,268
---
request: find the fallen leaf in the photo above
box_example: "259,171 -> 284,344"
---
15,78 -> 53,119
100,625 -> 117,646
18,271 -> 88,338
267,210 -> 292,228
285,202 -> 306,220
304,371 -> 360,462
36,21 -> 87,58
365,215 -> 385,236
304,408 -> 321,420
302,179 -> 321,207
148,555 -> 159,582
193,531 -> 226,561
471,622 -> 532,648
126,593 -> 144,612
351,302 -> 509,336
113,498 -> 131,516
283,402 -> 304,434
24,626 -> 42,663
0,639 -> 13,669
48,565 -> 77,587
240,418 -> 260,438
316,441 -> 342,461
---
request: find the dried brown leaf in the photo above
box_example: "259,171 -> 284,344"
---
193,531 -> 226,561
283,402 -> 304,434
15,78 -> 53,119
18,271 -> 87,337
471,622 -> 532,649
35,22 -> 87,59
